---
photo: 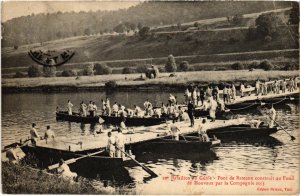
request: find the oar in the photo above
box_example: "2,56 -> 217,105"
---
2,139 -> 31,153
115,146 -> 158,177
48,149 -> 105,171
265,114 -> 296,141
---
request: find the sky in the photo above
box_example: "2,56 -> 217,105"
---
1,1 -> 140,22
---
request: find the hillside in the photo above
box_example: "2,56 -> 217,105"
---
2,1 -> 292,47
2,25 -> 298,72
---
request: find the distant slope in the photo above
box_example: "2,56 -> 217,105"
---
2,25 -> 298,69
2,1 -> 292,46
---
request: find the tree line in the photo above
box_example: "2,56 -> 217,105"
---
2,1 -> 292,47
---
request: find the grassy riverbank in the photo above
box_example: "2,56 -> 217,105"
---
2,70 -> 298,92
1,162 -> 133,194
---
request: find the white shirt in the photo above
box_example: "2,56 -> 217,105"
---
115,132 -> 126,147
88,103 -> 93,111
30,127 -> 39,139
198,123 -> 208,135
112,104 -> 118,112
210,99 -> 218,110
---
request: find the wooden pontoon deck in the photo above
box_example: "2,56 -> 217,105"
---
33,118 -> 246,152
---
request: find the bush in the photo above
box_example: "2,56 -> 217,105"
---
43,66 -> 56,77
158,67 -> 165,73
105,81 -> 117,89
28,65 -> 43,77
14,71 -> 26,78
264,35 -> 272,42
136,64 -> 148,73
259,60 -> 274,71
231,14 -> 244,25
179,61 -> 190,72
94,63 -> 112,75
255,13 -> 280,37
83,64 -> 94,76
282,63 -> 298,71
14,45 -> 18,50
122,67 -> 134,74
231,62 -> 244,70
248,61 -> 260,69
61,69 -> 77,77
165,54 -> 177,72
139,26 -> 150,37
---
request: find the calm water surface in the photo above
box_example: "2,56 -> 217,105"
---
2,91 -> 299,193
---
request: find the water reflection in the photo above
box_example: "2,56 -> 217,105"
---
1,92 -> 299,189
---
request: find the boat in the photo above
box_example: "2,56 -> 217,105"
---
56,111 -> 166,126
17,144 -> 135,179
131,135 -> 221,153
205,124 -> 278,138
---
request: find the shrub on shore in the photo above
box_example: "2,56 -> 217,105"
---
2,162 -> 102,194
83,64 -> 95,76
179,61 -> 190,72
231,62 -> 244,70
122,67 -> 134,74
43,66 -> 56,77
94,63 -> 112,75
259,60 -> 273,71
61,70 -> 77,77
165,54 -> 177,72
28,65 -> 43,77
14,71 -> 26,78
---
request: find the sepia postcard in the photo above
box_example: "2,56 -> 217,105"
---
1,0 -> 299,195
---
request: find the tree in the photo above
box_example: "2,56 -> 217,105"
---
193,22 -> 199,28
165,54 -> 177,72
231,62 -> 244,70
231,14 -> 243,25
179,61 -> 189,71
122,67 -> 134,74
43,66 -> 56,77
84,28 -> 91,35
28,65 -> 43,77
137,22 -> 143,30
259,60 -> 273,71
83,64 -> 95,76
94,63 -> 112,75
61,69 -> 77,77
289,3 -> 299,25
113,24 -> 127,33
255,13 -> 280,37
139,26 -> 150,37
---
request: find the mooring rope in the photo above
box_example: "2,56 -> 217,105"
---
227,103 -> 258,111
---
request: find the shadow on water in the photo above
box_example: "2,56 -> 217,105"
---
220,136 -> 283,148
135,149 -> 218,164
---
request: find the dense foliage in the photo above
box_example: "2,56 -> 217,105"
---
94,63 -> 112,75
165,54 -> 177,72
2,1 -> 290,46
28,65 -> 43,77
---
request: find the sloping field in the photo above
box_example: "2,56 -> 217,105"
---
2,25 -> 298,71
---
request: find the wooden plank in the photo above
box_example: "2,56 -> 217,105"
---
34,118 -> 246,152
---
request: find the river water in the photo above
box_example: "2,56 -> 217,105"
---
2,91 -> 299,194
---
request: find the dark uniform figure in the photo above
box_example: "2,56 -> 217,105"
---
187,100 -> 195,127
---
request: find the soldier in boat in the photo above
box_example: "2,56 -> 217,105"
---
115,128 -> 126,158
198,119 -> 209,142
44,125 -> 55,142
268,104 -> 276,128
161,103 -> 167,118
80,101 -> 87,117
67,100 -> 73,115
92,102 -> 97,117
106,132 -> 115,157
168,121 -> 180,141
30,123 -> 40,146
57,159 -> 78,181
88,101 -> 93,116
187,100 -> 195,127
255,79 -> 261,96
209,96 -> 218,122
199,87 -> 205,106
112,102 -> 119,116
231,83 -> 236,101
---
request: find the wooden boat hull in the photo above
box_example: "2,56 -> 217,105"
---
131,136 -> 220,153
56,111 -> 166,126
206,125 -> 278,138
21,145 -> 134,179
